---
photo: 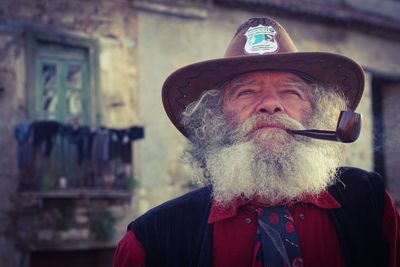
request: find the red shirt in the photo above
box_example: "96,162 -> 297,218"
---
113,191 -> 400,267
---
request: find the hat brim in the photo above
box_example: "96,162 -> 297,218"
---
162,52 -> 365,137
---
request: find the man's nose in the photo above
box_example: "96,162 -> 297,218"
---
255,93 -> 284,115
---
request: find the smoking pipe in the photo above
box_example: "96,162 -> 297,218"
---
287,111 -> 361,143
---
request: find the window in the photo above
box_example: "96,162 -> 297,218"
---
26,30 -> 100,125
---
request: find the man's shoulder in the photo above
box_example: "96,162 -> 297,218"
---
328,167 -> 387,267
330,166 -> 385,215
128,185 -> 212,230
336,166 -> 384,188
148,185 -> 212,212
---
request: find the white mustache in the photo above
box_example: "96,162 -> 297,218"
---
230,114 -> 306,141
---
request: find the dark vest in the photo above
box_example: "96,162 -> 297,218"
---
128,167 -> 387,267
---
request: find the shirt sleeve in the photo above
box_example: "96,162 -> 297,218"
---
383,191 -> 400,267
113,231 -> 145,267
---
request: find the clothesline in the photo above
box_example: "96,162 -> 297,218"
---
14,120 -> 145,167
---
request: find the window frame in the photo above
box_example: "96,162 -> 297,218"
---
26,28 -> 101,126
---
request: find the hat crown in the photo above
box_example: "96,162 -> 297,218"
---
224,17 -> 298,57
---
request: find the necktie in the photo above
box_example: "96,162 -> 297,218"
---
256,206 -> 304,267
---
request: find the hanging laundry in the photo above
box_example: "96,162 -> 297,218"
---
14,119 -> 145,191
129,126 -> 145,141
32,120 -> 60,157
110,128 -> 131,163
92,127 -> 110,162
61,125 -> 91,165
91,128 -> 111,184
109,126 -> 144,163
14,122 -> 34,167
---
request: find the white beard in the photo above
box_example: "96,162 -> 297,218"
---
204,114 -> 344,206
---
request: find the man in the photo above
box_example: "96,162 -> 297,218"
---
113,17 -> 400,267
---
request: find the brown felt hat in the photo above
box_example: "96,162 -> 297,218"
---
162,17 -> 365,137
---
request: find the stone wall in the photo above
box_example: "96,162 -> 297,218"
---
0,16 -> 31,267
0,0 -> 139,266
0,0 -> 139,126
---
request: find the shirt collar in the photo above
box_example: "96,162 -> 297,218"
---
208,190 -> 341,224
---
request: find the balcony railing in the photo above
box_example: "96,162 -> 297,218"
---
14,121 -> 144,197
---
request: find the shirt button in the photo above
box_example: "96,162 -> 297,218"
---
299,213 -> 305,220
256,208 -> 262,215
244,218 -> 252,224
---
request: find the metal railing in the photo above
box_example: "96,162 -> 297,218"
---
15,121 -> 143,195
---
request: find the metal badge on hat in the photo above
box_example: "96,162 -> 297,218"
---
244,25 -> 279,55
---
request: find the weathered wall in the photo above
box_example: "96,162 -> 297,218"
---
383,82 -> 400,200
0,0 -> 139,266
136,9 -> 234,212
0,0 -> 139,126
135,6 -> 400,212
0,17 -> 31,267
0,30 -> 25,267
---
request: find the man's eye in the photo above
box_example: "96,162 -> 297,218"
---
237,89 -> 254,97
285,89 -> 302,97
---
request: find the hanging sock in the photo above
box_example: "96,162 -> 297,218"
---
257,206 -> 304,267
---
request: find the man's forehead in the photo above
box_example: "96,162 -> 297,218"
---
222,71 -> 310,96
228,71 -> 308,84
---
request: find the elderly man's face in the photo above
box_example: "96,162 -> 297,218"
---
222,71 -> 312,139
184,71 -> 345,204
